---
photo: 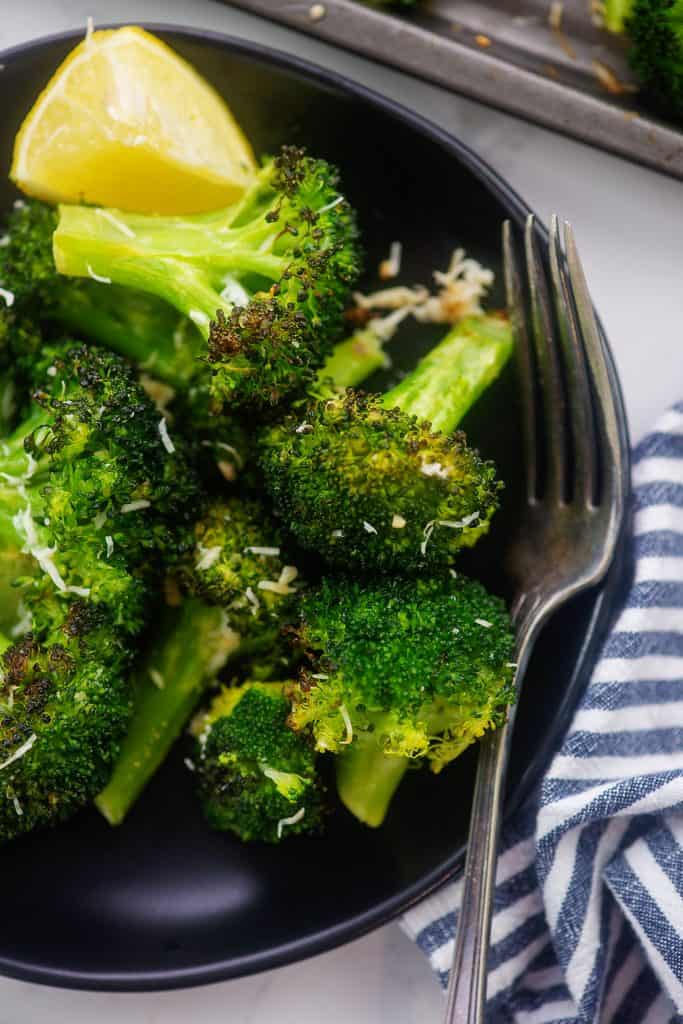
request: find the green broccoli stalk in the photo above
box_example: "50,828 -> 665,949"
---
191,682 -> 324,842
95,496 -> 303,825
52,146 -> 362,409
94,599 -> 237,825
0,200 -> 202,389
289,574 -> 515,827
0,600 -> 132,842
604,0 -> 683,119
259,314 -> 512,573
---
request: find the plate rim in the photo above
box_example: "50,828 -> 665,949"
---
0,22 -> 632,992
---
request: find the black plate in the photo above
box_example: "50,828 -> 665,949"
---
0,26 -> 631,991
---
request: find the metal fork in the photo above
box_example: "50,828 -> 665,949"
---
444,214 -> 628,1023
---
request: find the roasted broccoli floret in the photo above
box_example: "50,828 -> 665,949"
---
259,314 -> 511,572
0,601 -> 132,842
605,0 -> 683,119
191,682 -> 324,842
288,573 -> 514,827
0,339 -> 198,634
51,146 -> 361,409
0,199 -> 201,389
95,496 -> 304,825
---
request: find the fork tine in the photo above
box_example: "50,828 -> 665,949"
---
503,220 -> 537,503
564,223 -> 626,516
524,215 -> 567,501
548,215 -> 598,506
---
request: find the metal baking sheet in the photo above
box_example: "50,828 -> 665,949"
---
229,0 -> 683,179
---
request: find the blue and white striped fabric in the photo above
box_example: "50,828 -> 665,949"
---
402,403 -> 683,1023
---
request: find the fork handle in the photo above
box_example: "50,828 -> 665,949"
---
443,716 -> 514,1023
444,612 -> 537,1024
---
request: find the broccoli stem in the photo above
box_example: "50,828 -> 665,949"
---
604,0 -> 632,31
0,404 -> 49,481
383,314 -> 513,433
53,283 -> 203,389
336,737 -> 409,828
317,325 -> 391,391
0,542 -> 32,635
54,204 -> 287,343
95,599 -> 241,825
0,631 -> 11,657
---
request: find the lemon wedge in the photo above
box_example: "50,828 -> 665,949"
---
10,26 -> 256,214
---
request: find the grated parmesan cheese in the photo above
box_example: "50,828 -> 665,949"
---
279,566 -> 299,587
420,512 -> 480,555
277,806 -> 305,839
0,288 -> 15,307
220,274 -> 250,306
475,618 -> 493,628
245,546 -> 280,557
258,579 -> 296,596
12,795 -> 23,816
420,461 -> 450,479
105,535 -> 114,558
121,500 -> 151,513
158,418 -> 175,454
379,240 -> 402,280
211,442 -> 244,469
148,668 -> 165,689
87,264 -> 111,285
245,586 -> 260,614
190,310 -> 210,330
96,208 -> 136,238
318,194 -> 343,214
353,285 -> 428,311
338,704 -> 354,745
0,733 -> 37,771
184,757 -> 196,772
14,505 -> 69,592
196,544 -> 222,571
363,521 -> 378,535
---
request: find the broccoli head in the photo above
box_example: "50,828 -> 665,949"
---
96,495 -> 304,826
259,316 -> 511,573
0,600 -> 131,842
260,391 -> 500,573
53,145 -> 362,409
183,497 -> 301,639
604,0 -> 683,119
0,339 -> 199,634
288,573 -> 515,826
192,682 -> 324,842
628,0 -> 683,118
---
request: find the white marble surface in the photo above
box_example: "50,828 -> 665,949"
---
0,2 -> 681,1020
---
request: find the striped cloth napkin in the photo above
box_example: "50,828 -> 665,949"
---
401,402 -> 683,1023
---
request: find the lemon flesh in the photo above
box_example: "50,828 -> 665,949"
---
10,26 -> 256,214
